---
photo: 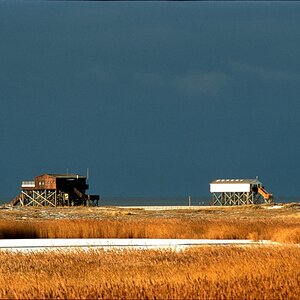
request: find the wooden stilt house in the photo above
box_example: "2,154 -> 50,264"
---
10,174 -> 99,207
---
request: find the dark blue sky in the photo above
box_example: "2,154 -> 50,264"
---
1,2 -> 300,202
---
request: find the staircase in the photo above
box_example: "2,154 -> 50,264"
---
258,187 -> 273,203
9,193 -> 22,206
73,188 -> 87,199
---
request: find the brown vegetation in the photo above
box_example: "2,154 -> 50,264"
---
0,205 -> 299,298
0,204 -> 299,243
0,245 -> 299,299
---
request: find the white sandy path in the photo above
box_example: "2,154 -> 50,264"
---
0,239 -> 277,252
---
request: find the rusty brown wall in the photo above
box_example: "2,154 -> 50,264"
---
35,174 -> 56,190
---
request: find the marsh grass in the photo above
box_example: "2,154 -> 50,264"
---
0,206 -> 299,298
0,246 -> 299,299
0,218 -> 299,243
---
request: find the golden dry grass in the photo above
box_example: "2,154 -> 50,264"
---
0,217 -> 299,243
0,204 -> 300,242
0,245 -> 299,299
0,205 -> 299,299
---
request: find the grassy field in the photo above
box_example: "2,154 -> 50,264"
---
0,204 -> 299,299
0,204 -> 299,242
0,245 -> 299,299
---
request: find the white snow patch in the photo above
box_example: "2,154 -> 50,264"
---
0,238 -> 276,253
263,205 -> 284,209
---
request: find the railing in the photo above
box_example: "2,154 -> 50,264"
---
21,181 -> 35,188
258,187 -> 273,200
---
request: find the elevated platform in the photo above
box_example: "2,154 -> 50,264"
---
210,178 -> 273,206
9,173 -> 99,207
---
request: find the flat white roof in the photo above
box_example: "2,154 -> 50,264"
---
210,179 -> 262,185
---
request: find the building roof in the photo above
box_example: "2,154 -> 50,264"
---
37,174 -> 86,179
210,178 -> 262,185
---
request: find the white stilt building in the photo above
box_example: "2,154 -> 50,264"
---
210,178 -> 273,206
